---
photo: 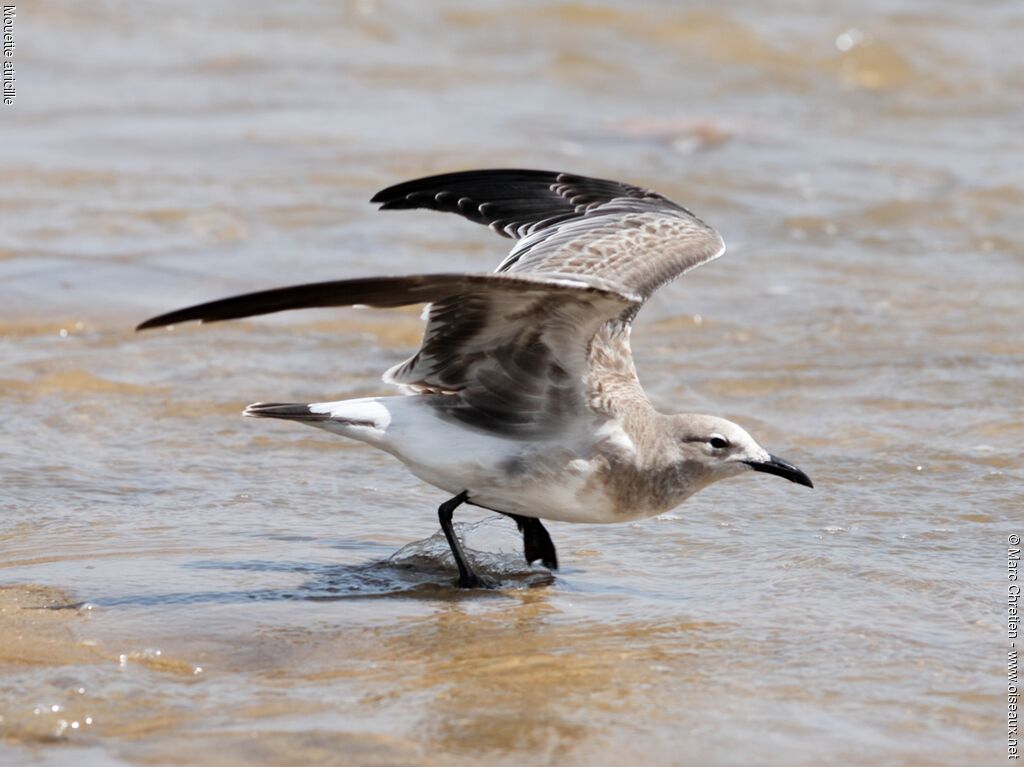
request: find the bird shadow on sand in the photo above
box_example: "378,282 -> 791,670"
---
50,520 -> 555,610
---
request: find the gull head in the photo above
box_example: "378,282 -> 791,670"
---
667,414 -> 813,489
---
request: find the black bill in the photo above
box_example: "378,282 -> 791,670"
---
744,454 -> 814,488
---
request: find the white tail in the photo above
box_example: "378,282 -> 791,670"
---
244,398 -> 393,444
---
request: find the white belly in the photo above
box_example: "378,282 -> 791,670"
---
396,430 -> 625,524
407,454 -> 625,524
313,396 -> 629,523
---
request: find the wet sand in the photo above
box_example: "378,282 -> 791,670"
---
1,1 -> 1020,765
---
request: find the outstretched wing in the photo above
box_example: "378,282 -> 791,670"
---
137,272 -> 639,436
139,169 -> 721,437
372,169 -> 725,305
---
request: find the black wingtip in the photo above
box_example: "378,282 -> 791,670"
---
374,197 -> 416,211
136,310 -> 207,332
135,316 -> 173,332
369,168 -> 561,207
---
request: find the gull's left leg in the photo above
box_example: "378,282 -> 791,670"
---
504,513 -> 559,571
438,491 -> 493,588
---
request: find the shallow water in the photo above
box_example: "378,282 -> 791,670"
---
1,1 -> 1020,765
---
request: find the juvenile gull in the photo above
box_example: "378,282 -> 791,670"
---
138,169 -> 813,588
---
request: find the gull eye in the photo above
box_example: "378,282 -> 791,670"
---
708,435 -> 729,449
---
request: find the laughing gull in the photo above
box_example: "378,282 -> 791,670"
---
138,169 -> 812,588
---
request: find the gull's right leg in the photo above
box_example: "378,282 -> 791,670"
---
504,513 -> 559,571
437,491 -> 492,589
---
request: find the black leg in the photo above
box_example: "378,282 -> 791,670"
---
504,513 -> 558,570
438,491 -> 489,588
